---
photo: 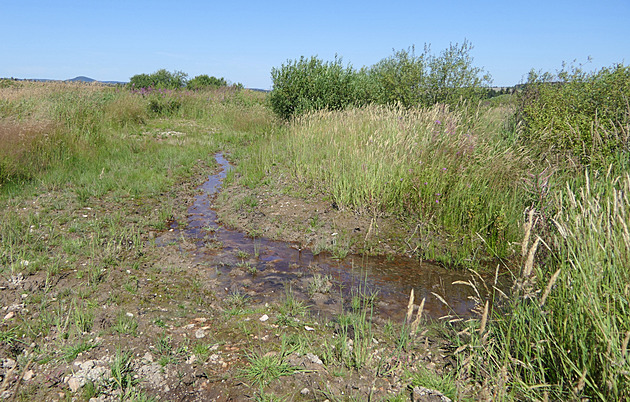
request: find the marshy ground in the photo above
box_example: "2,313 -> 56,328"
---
0,147 -> 465,401
2,78 -> 628,401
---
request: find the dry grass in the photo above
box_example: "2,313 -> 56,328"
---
0,119 -> 58,183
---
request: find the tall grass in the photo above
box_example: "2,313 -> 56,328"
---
458,170 -> 630,400
241,102 -> 529,262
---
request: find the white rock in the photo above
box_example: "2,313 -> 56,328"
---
80,360 -> 96,371
306,353 -> 323,365
301,388 -> 310,395
23,370 -> 34,381
259,314 -> 269,322
195,328 -> 206,339
143,352 -> 154,363
68,377 -> 82,392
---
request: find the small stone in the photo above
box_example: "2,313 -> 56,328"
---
143,352 -> 154,363
195,329 -> 206,339
305,353 -> 323,365
186,354 -> 197,364
80,360 -> 95,371
68,377 -> 82,392
4,359 -> 16,369
412,385 -> 452,402
259,314 -> 269,322
3,311 -> 14,320
301,388 -> 310,395
23,370 -> 34,381
304,326 -> 314,331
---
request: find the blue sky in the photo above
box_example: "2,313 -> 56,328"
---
2,0 -> 628,89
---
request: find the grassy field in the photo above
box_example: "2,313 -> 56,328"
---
1,78 -> 629,400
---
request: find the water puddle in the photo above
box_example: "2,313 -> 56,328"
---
165,153 -> 491,322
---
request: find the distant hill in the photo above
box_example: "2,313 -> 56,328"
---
67,76 -> 96,83
1,76 -> 127,85
66,76 -> 127,85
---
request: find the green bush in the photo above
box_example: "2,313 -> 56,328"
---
268,41 -> 492,119
268,56 -> 361,120
187,74 -> 228,90
425,40 -> 493,105
368,46 -> 428,107
518,62 -> 630,166
368,41 -> 492,108
128,69 -> 188,90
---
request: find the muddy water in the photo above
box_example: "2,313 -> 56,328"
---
175,153 -> 485,322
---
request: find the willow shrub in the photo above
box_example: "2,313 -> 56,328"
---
368,40 -> 492,108
128,69 -> 188,90
268,56 -> 360,120
268,41 -> 492,120
518,63 -> 630,166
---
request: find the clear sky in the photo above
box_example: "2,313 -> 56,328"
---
2,0 -> 628,89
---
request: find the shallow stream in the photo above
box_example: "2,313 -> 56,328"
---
169,153 -> 489,322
